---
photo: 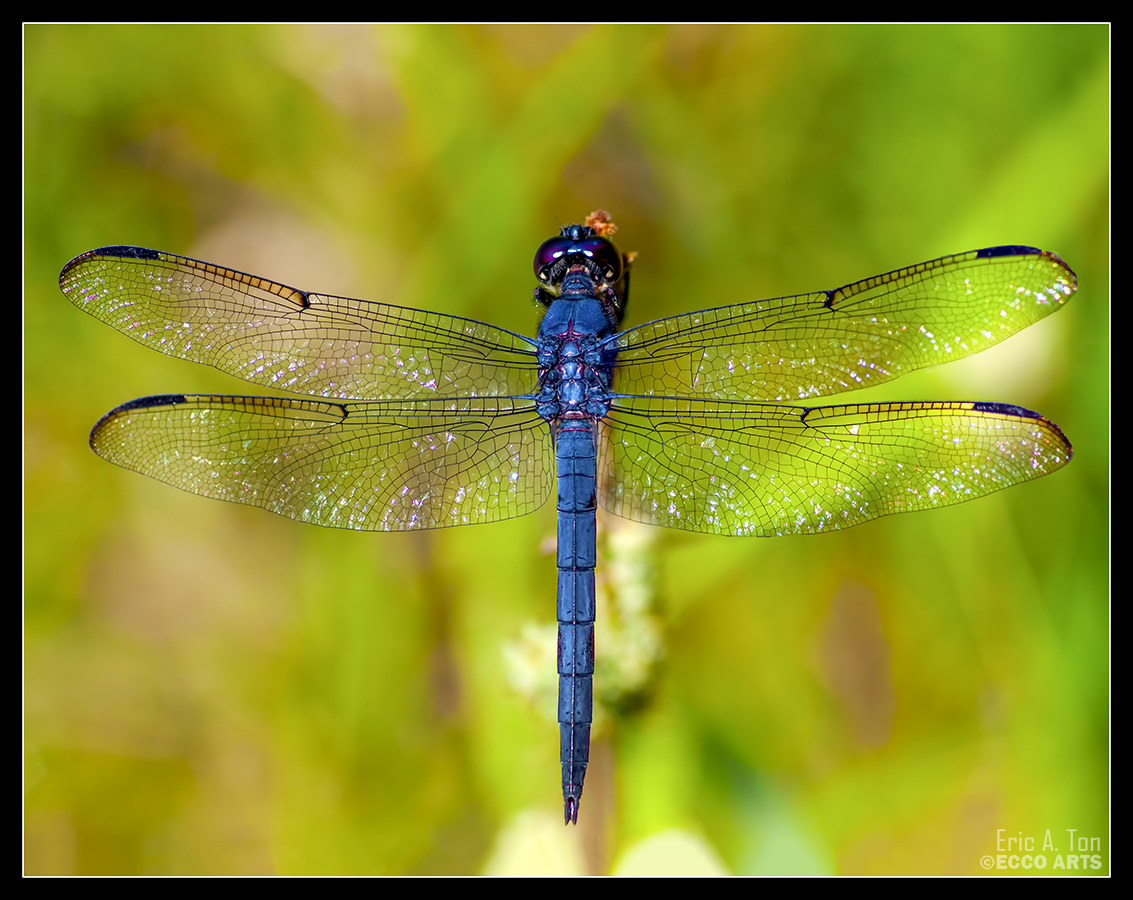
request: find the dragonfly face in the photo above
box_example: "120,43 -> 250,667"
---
59,212 -> 1074,824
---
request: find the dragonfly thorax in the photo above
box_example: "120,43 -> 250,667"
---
535,310 -> 616,422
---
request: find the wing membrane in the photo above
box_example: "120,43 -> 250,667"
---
598,396 -> 1072,536
91,393 -> 554,530
609,247 -> 1075,401
60,246 -> 539,400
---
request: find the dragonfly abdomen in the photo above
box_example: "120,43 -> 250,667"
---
555,417 -> 598,825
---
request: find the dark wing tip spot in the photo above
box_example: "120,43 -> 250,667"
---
974,245 -> 1077,293
971,401 -> 1074,458
117,393 -> 189,412
60,246 -> 163,284
91,245 -> 163,260
90,394 -> 187,437
971,401 -> 1039,418
90,394 -> 189,449
975,245 -> 1043,259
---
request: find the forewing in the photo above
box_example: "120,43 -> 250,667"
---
598,397 -> 1072,536
610,247 -> 1075,401
91,394 -> 554,531
60,246 -> 539,400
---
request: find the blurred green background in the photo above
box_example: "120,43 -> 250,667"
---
25,25 -> 1108,875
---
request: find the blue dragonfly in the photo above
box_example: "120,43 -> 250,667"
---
59,211 -> 1075,824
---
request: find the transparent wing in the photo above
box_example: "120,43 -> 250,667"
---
60,246 -> 539,400
91,394 -> 554,531
598,397 -> 1072,536
609,247 -> 1076,401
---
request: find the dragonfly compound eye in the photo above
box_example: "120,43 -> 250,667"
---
533,236 -> 573,280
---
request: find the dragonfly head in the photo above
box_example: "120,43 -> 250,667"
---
533,211 -> 633,325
